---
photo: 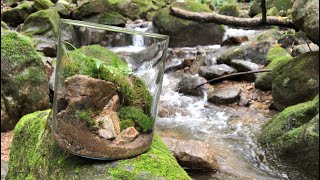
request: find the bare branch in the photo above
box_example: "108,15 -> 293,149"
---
170,7 -> 298,30
194,69 -> 272,89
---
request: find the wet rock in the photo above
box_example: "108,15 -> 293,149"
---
259,96 -> 319,178
6,110 -> 191,179
1,31 -> 50,132
277,34 -> 299,49
272,51 -> 319,110
121,127 -> 139,142
255,46 -> 293,91
60,75 -> 117,110
32,0 -> 54,11
221,36 -> 249,46
198,64 -> 237,80
158,103 -> 188,118
208,86 -> 242,105
178,75 -> 208,97
20,8 -> 60,57
162,137 -> 219,172
230,60 -> 259,81
291,43 -> 319,57
1,1 -> 35,27
292,0 -> 319,44
153,1 -> 225,47
238,95 -> 250,107
55,0 -> 72,18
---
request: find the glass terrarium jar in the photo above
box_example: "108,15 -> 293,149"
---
52,19 -> 169,160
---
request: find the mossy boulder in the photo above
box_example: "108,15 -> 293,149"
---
258,95 -> 319,178
249,0 -> 293,17
218,4 -> 239,17
255,46 -> 293,91
7,110 -> 191,180
116,0 -> 157,20
1,31 -> 50,132
32,0 -> 55,11
72,0 -> 112,20
83,11 -> 126,27
153,1 -> 225,47
54,0 -> 72,17
20,8 -> 60,57
292,0 -> 319,45
272,51 -> 319,110
1,1 -> 36,27
217,29 -> 282,65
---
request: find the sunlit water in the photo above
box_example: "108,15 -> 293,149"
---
114,22 -> 312,180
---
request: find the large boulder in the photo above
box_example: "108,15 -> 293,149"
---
116,0 -> 157,20
258,95 -> 319,179
20,8 -> 60,57
292,0 -> 319,45
1,1 -> 36,27
255,46 -> 293,91
1,31 -> 50,131
249,0 -> 293,17
6,110 -> 192,180
272,51 -> 319,110
153,1 -> 225,47
217,29 -> 282,65
162,137 -> 219,171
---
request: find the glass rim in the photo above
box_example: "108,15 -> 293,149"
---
60,19 -> 170,40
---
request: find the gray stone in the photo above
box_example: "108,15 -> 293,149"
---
292,0 -> 319,45
178,75 -> 208,97
1,160 -> 8,180
1,1 -> 35,27
162,137 -> 219,172
230,60 -> 260,81
208,86 -> 242,105
198,64 -> 237,80
291,43 -> 319,57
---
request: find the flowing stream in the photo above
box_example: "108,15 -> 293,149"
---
117,22 -> 310,180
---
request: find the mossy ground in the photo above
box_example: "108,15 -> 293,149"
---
7,110 -> 191,180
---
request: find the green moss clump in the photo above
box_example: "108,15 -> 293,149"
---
21,8 -> 60,37
1,1 -> 35,27
118,106 -> 154,133
96,12 -> 126,25
255,46 -> 292,91
1,21 -> 10,31
33,0 -> 55,11
218,4 -> 239,17
75,110 -> 98,129
7,110 -> 191,179
120,119 -> 135,130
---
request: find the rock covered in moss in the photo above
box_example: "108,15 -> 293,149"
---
255,46 -> 293,91
72,0 -> 112,20
116,0 -> 157,20
292,0 -> 319,45
249,0 -> 293,17
218,4 -> 239,17
83,11 -> 126,27
1,1 -> 36,27
1,21 -> 10,32
32,0 -> 55,11
20,8 -> 60,57
7,110 -> 191,180
258,95 -> 319,178
217,29 -> 282,65
153,1 -> 225,47
54,0 -> 71,17
271,51 -> 319,110
1,31 -> 50,131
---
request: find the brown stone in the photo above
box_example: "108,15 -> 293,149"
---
121,127 -> 139,142
221,36 -> 249,46
96,108 -> 121,140
162,137 -> 219,171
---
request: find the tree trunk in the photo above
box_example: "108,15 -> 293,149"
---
170,7 -> 298,31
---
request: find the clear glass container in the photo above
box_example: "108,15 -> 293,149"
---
52,19 -> 169,160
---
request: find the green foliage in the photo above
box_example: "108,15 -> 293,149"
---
118,106 -> 154,133
120,119 -> 135,130
75,110 -> 98,129
266,45 -> 293,64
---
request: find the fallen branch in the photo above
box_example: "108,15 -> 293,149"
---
194,69 -> 272,89
170,7 -> 298,31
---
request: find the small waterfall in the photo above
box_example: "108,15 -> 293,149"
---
132,27 -> 148,47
